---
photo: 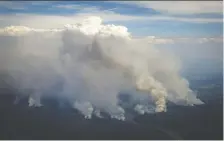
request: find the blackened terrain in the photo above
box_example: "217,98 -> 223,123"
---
0,77 -> 223,140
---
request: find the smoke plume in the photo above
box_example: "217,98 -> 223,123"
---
0,16 -> 203,120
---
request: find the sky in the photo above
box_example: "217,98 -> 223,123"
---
0,1 -> 223,76
0,1 -> 222,37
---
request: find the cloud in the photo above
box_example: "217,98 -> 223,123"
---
52,4 -> 102,13
0,1 -> 53,9
2,1 -> 222,15
134,36 -> 223,45
197,37 -> 223,44
0,13 -> 222,31
1,25 -> 222,45
0,1 -> 222,31
113,1 -> 223,15
0,13 -> 147,29
0,1 -> 27,10
53,4 -> 83,10
146,16 -> 222,23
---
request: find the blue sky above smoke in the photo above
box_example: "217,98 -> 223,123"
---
0,1 -> 222,37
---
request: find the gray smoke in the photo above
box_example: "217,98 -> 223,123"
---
0,16 -> 203,120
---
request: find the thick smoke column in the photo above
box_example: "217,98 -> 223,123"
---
135,74 -> 167,112
0,16 -> 203,120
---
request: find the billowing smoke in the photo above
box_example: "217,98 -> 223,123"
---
0,16 -> 203,120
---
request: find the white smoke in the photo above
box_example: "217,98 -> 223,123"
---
28,93 -> 42,107
73,101 -> 93,119
93,109 -> 103,118
0,16 -> 203,120
134,104 -> 155,115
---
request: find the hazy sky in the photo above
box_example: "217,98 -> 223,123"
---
0,1 -> 222,37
